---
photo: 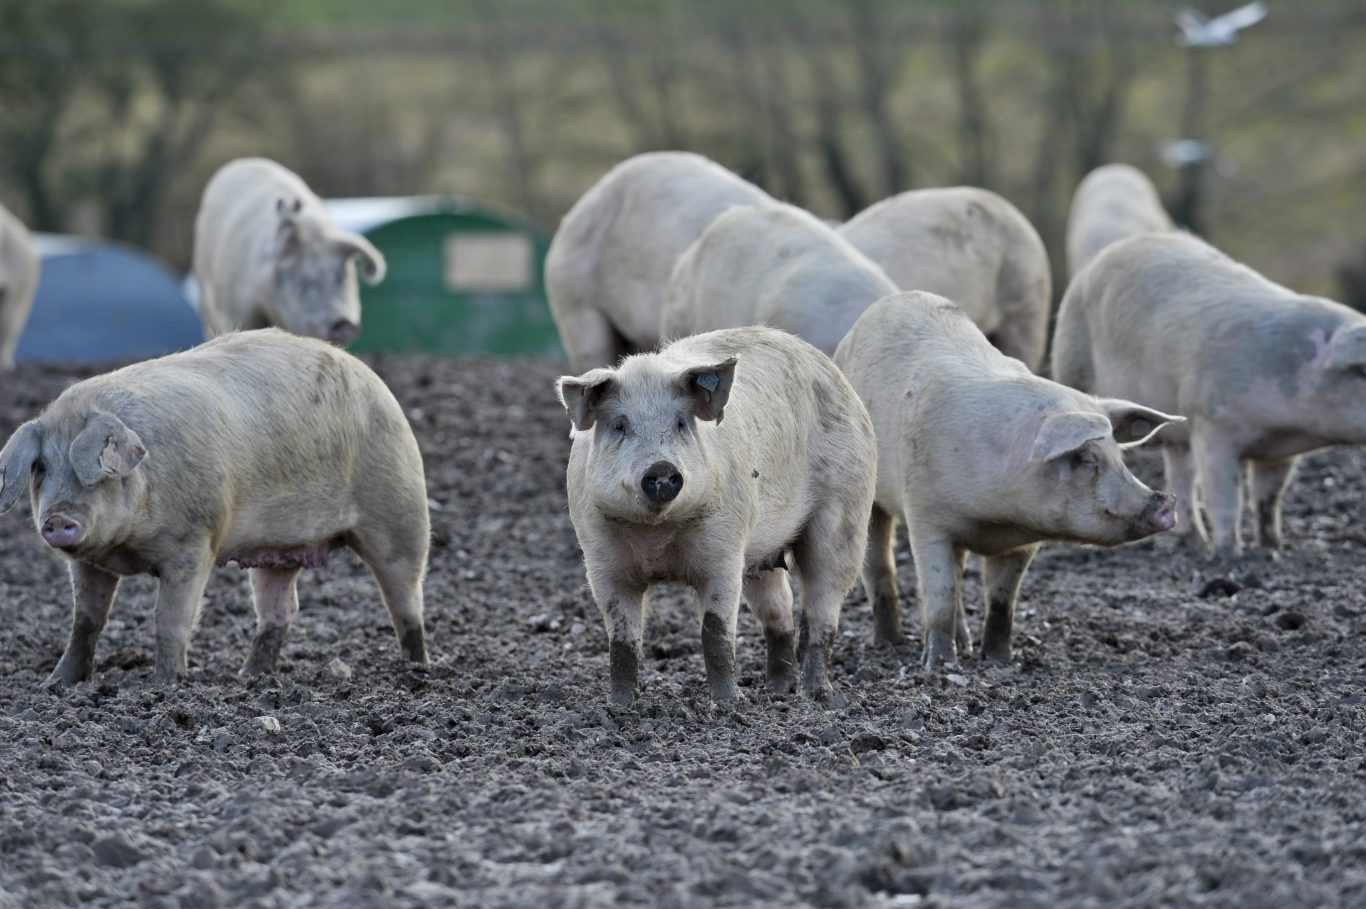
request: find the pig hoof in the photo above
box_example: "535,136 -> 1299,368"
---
980,644 -> 1013,664
40,674 -> 70,692
399,627 -> 428,663
872,629 -> 905,648
608,684 -> 637,707
798,678 -> 837,704
709,678 -> 739,703
922,634 -> 957,669
765,672 -> 796,695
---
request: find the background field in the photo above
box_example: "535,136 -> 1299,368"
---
1,0 -> 1364,301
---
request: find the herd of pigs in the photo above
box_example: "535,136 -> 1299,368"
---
1,150 -> 1363,710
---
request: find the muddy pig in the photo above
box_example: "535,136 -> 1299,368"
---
661,201 -> 897,355
558,326 -> 876,703
1053,232 -> 1366,556
835,292 -> 1181,666
194,157 -> 385,344
0,328 -> 429,685
839,187 -> 1051,372
1066,164 -> 1174,278
546,151 -> 769,372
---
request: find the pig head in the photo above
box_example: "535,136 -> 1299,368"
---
0,412 -> 147,556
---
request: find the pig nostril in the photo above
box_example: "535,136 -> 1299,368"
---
641,461 -> 684,504
1153,509 -> 1176,531
40,515 -> 83,549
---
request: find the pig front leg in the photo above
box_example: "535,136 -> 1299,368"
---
152,555 -> 214,684
587,571 -> 647,705
980,546 -> 1036,663
742,570 -> 796,694
241,567 -> 301,677
43,562 -> 120,688
911,534 -> 967,668
1192,433 -> 1244,557
1249,457 -> 1297,550
862,505 -> 904,646
697,570 -> 744,702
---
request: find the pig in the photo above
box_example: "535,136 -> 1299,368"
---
0,328 -> 429,685
558,326 -> 877,703
1053,232 -> 1366,557
545,151 -> 770,373
838,187 -> 1052,372
193,157 -> 386,345
660,202 -> 898,355
0,203 -> 40,370
835,291 -> 1181,665
1066,164 -> 1174,278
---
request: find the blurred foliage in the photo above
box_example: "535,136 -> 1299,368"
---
0,0 -> 1363,300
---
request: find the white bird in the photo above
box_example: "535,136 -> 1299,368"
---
1159,139 -> 1214,168
1175,1 -> 1268,47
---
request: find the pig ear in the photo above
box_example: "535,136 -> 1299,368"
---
1327,324 -> 1366,372
1097,398 -> 1186,447
678,357 -> 737,424
334,232 -> 386,285
0,421 -> 42,513
69,413 -> 146,488
557,369 -> 617,432
1031,411 -> 1111,462
273,214 -> 301,269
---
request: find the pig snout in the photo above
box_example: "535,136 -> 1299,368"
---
40,513 -> 84,550
1137,493 -> 1178,535
641,461 -> 684,505
327,319 -> 359,345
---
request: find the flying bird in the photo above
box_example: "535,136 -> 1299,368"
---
1175,1 -> 1268,47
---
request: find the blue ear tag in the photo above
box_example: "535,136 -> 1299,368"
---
697,372 -> 720,392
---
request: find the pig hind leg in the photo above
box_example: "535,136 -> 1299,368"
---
1248,457 -> 1297,550
862,505 -> 905,646
980,546 -> 1036,662
742,570 -> 797,693
350,525 -> 429,664
44,562 -> 121,687
791,503 -> 867,700
240,567 -> 302,676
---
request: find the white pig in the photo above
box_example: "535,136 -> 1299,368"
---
839,188 -> 1052,372
545,152 -> 770,372
558,327 -> 876,703
835,292 -> 1180,665
1066,164 -> 1174,278
0,203 -> 40,370
661,202 -> 898,355
194,158 -> 386,344
1053,232 -> 1366,556
0,328 -> 429,685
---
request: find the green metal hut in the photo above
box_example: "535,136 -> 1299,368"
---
326,196 -> 561,357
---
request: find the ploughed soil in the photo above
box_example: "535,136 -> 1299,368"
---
1,354 -> 1364,909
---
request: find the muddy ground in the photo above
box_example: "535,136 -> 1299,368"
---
0,354 -> 1363,909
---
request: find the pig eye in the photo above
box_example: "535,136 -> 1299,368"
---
675,416 -> 688,434
610,416 -> 630,436
1069,450 -> 1097,472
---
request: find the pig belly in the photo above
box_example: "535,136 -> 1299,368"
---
216,538 -> 346,569
216,500 -> 360,568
